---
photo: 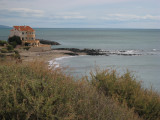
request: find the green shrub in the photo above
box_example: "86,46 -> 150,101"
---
0,62 -> 141,120
14,50 -> 19,54
11,41 -> 17,48
0,40 -> 8,46
7,45 -> 14,51
90,69 -> 160,120
8,36 -> 22,48
0,48 -> 8,53
23,46 -> 31,51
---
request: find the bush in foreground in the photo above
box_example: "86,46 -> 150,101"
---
0,61 -> 140,120
90,69 -> 160,120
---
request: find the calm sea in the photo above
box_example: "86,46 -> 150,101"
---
1,28 -> 160,92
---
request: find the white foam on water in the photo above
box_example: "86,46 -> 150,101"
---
124,50 -> 135,54
123,50 -> 141,55
48,60 -> 59,69
103,49 -> 141,55
48,55 -> 86,69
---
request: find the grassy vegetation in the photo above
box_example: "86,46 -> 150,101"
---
0,46 -> 14,53
0,53 -> 6,61
0,61 -> 141,120
0,48 -> 8,53
7,45 -> 14,51
23,46 -> 31,51
0,40 -> 8,46
90,69 -> 160,120
0,40 -> 21,60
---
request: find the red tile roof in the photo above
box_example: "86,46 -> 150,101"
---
13,26 -> 35,32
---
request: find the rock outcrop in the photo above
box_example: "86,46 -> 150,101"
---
39,39 -> 60,45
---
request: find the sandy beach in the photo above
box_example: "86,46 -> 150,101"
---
19,49 -> 86,64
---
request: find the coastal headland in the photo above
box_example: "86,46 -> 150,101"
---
20,44 -> 142,64
1,39 -> 142,65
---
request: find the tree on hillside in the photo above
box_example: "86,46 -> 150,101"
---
8,36 -> 22,48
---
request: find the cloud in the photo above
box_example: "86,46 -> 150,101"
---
0,8 -> 44,17
76,0 -> 134,4
102,14 -> 160,21
65,0 -> 137,6
0,0 -> 159,28
10,8 -> 44,17
50,13 -> 86,20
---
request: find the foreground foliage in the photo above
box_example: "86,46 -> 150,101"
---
0,61 -> 140,120
91,69 -> 160,120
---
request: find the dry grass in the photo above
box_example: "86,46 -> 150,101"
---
90,69 -> 160,120
0,60 -> 141,120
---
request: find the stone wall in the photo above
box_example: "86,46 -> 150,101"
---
29,45 -> 51,52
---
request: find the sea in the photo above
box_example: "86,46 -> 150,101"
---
0,28 -> 160,92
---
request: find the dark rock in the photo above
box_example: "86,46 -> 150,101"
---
38,39 -> 60,45
53,48 -> 106,56
53,48 -> 142,56
64,52 -> 79,56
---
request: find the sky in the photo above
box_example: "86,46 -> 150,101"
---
0,0 -> 160,28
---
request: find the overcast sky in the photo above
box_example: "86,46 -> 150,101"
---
0,0 -> 160,28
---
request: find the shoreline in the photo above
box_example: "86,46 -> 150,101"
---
19,47 -> 144,65
19,48 -> 86,64
48,55 -> 82,68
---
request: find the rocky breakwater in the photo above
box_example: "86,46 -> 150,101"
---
53,48 -> 142,56
53,48 -> 107,56
38,39 -> 60,45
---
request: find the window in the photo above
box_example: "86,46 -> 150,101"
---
22,37 -> 24,40
22,32 -> 24,35
26,37 -> 27,39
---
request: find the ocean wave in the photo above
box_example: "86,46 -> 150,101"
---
151,49 -> 160,52
146,49 -> 160,55
48,56 -> 80,68
48,60 -> 59,69
100,49 -> 160,56
48,49 -> 160,69
101,50 -> 142,56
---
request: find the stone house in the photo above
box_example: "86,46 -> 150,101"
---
10,26 -> 40,46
